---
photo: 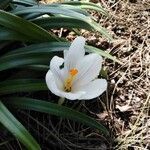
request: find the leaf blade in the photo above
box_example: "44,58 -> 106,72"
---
0,10 -> 58,42
0,79 -> 47,95
0,101 -> 40,150
0,42 -> 121,72
60,1 -> 108,16
4,97 -> 109,136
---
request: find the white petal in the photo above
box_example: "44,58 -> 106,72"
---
65,36 -> 85,70
76,79 -> 107,100
58,91 -> 85,100
50,56 -> 66,89
46,70 -> 85,100
74,53 -> 103,87
46,70 -> 62,97
63,50 -> 68,59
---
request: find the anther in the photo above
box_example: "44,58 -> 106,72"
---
69,68 -> 78,76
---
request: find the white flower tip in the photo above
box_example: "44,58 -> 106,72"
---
92,53 -> 103,63
45,70 -> 51,85
73,36 -> 86,45
76,36 -> 85,40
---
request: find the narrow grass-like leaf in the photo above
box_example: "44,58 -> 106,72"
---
13,5 -> 90,21
1,42 -> 121,68
0,27 -> 36,41
3,42 -> 67,56
59,1 -> 108,16
0,79 -> 47,95
0,10 -> 58,42
32,17 -> 90,29
91,22 -> 113,41
32,16 -> 112,40
4,97 -> 109,136
12,0 -> 37,6
0,52 -> 52,71
0,43 -> 120,72
12,5 -> 111,40
30,16 -> 96,31
25,65 -> 49,71
47,4 -> 91,17
0,101 -> 40,150
12,1 -> 107,16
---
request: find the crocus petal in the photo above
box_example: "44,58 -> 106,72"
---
46,70 -> 63,96
50,56 -> 66,89
46,70 -> 85,100
58,91 -> 85,100
65,36 -> 85,70
63,50 -> 68,59
76,79 -> 107,100
73,53 -> 102,87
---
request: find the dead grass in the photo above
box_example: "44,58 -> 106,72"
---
115,94 -> 149,150
97,0 -> 150,149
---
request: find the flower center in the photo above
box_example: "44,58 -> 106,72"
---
64,68 -> 78,92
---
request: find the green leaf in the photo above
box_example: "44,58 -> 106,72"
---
1,42 -> 121,68
12,4 -> 111,40
24,64 -> 49,71
0,42 -> 121,71
60,1 -> 108,16
4,97 -> 109,136
0,27 -> 36,41
0,79 -> 47,95
0,10 -> 58,42
12,1 -> 107,16
32,16 -> 112,40
3,42 -> 65,56
91,21 -> 113,41
32,16 -> 92,29
0,52 -> 52,71
12,0 -> 37,6
0,101 -> 40,150
13,5 -> 90,21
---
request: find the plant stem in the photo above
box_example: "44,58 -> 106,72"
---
58,97 -> 65,105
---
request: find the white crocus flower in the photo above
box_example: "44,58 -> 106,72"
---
46,36 -> 107,100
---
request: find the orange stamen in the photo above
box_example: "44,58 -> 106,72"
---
64,68 -> 78,92
69,68 -> 78,76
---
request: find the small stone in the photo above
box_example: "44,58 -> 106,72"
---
111,79 -> 115,84
120,95 -> 125,100
135,97 -> 141,102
